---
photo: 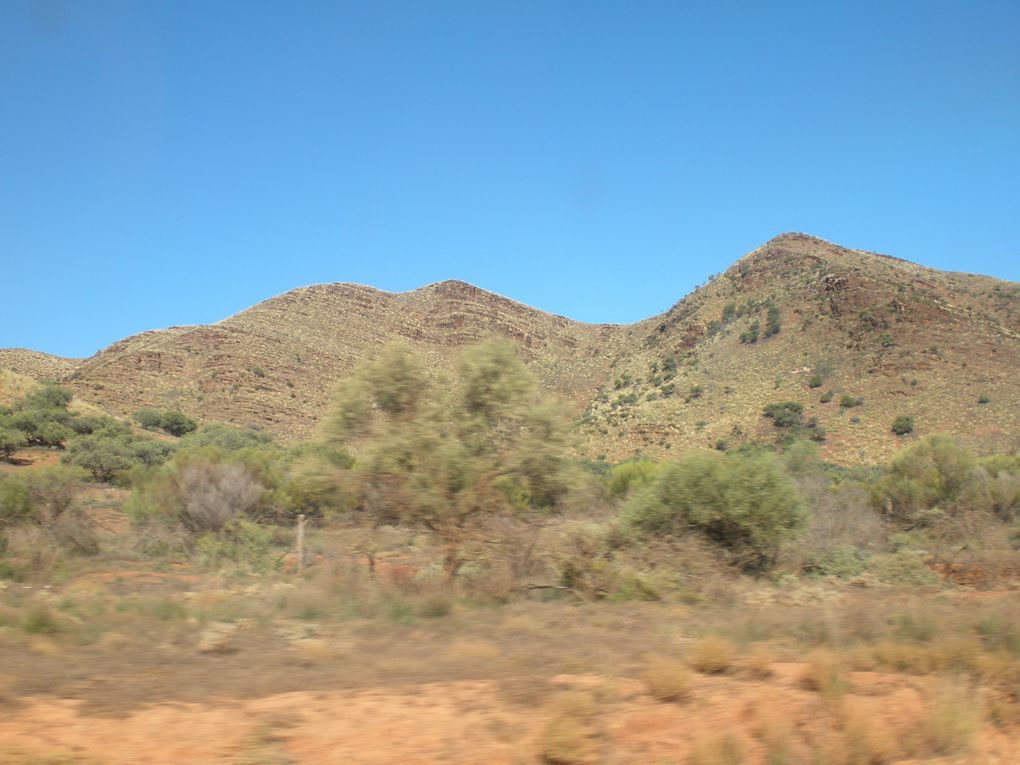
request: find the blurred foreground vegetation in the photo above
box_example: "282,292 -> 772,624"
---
2,339 -> 1020,596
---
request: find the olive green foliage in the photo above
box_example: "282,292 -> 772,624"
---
621,450 -> 806,571
971,453 -> 1020,521
0,383 -> 88,453
0,475 -> 33,530
0,426 -> 28,459
876,434 -> 975,526
0,465 -> 96,555
608,460 -> 660,499
179,422 -> 273,452
740,320 -> 760,344
892,415 -> 915,435
764,304 -> 781,338
134,408 -> 197,437
61,421 -> 174,482
285,442 -> 355,517
317,339 -> 572,574
763,402 -> 803,428
126,436 -> 300,535
194,518 -> 275,572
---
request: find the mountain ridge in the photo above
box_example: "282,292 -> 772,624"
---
4,233 -> 1019,463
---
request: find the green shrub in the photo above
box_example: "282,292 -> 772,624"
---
621,450 -> 805,571
762,402 -> 803,428
3,383 -> 82,447
978,393 -> 991,405
0,476 -> 33,530
0,466 -> 96,556
158,410 -> 197,437
195,518 -> 275,572
134,408 -> 163,429
180,423 -> 273,452
819,390 -> 834,403
62,422 -> 174,482
840,394 -> 864,408
892,415 -> 915,435
877,434 -> 973,525
129,451 -> 268,534
740,321 -> 760,344
808,374 -> 823,388
134,408 -> 197,437
764,304 -> 781,338
0,427 -> 28,459
802,545 -> 868,578
608,460 -> 660,499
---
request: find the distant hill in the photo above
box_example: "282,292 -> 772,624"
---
41,280 -> 636,438
4,233 -> 1019,463
0,349 -> 81,382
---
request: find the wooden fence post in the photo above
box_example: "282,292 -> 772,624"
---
296,513 -> 306,575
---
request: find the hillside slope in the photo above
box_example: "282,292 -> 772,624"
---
0,349 -> 81,382
4,233 -> 1018,463
56,280 -> 634,437
578,233 -> 1020,462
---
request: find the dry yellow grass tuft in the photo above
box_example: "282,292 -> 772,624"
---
536,691 -> 601,765
922,677 -> 982,756
690,635 -> 735,674
740,642 -> 776,679
687,732 -> 744,765
801,648 -> 849,699
640,655 -> 693,702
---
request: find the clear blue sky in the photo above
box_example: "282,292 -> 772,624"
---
3,0 -> 1018,358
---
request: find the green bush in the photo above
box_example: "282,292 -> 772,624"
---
0,466 -> 96,556
195,518 -> 275,572
763,402 -> 803,429
978,393 -> 991,405
876,434 -> 973,526
740,321 -> 760,344
764,304 -> 781,338
17,383 -> 71,411
892,415 -> 915,436
320,339 -> 573,577
62,422 -> 174,482
840,394 -> 864,409
134,408 -> 197,437
820,390 -> 834,403
134,408 -> 163,429
808,374 -> 823,389
608,460 -> 660,499
0,476 -> 33,531
0,427 -> 28,459
180,423 -> 273,452
620,450 -> 805,571
128,450 -> 270,534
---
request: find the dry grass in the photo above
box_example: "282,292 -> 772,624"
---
687,732 -> 744,765
740,643 -> 776,679
690,635 -> 735,674
640,655 -> 693,702
536,691 -> 601,765
801,649 -> 849,699
922,677 -> 982,756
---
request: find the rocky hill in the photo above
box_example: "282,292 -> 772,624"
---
577,233 -> 1020,462
48,280 -> 636,438
4,233 -> 1019,463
